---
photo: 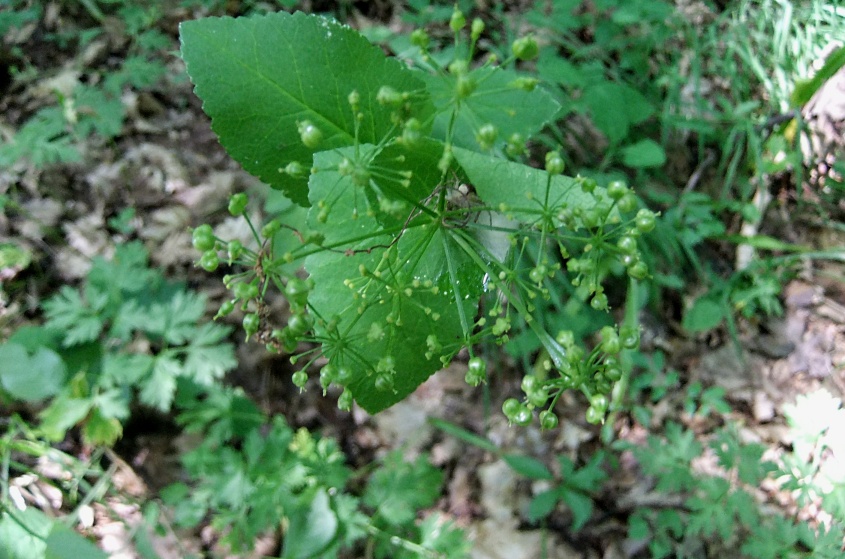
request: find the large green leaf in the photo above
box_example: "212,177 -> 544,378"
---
0,342 -> 66,402
45,525 -> 108,559
420,66 -> 560,150
180,11 -> 433,206
451,148 -> 602,370
0,509 -> 51,559
453,147 -> 591,225
282,489 -> 337,559
305,147 -> 482,413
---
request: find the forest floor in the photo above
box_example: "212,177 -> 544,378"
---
1,2 -> 844,558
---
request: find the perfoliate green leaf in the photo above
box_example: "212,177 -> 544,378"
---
421,66 -> 560,150
0,343 -> 66,402
306,147 -> 482,413
180,11 -> 433,206
453,147 -> 590,227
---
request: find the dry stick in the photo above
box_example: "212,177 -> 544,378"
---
683,150 -> 717,195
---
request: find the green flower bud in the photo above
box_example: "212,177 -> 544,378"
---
512,35 -> 539,61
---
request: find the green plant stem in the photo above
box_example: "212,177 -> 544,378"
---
363,521 -> 447,558
604,277 -> 638,442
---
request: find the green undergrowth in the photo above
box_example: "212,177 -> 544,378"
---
2,1 -> 845,557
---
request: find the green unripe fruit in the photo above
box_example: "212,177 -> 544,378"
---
297,120 -> 323,149
618,193 -> 637,213
192,224 -> 215,251
585,405 -> 604,424
527,387 -> 549,408
475,123 -> 498,150
375,374 -> 394,392
617,235 -> 637,255
620,326 -> 640,349
338,389 -> 353,411
635,208 -> 656,232
456,75 -> 477,98
529,265 -> 547,284
581,208 -> 599,229
284,161 -> 306,177
292,370 -> 308,388
320,366 -> 336,391
510,77 -> 538,91
600,326 -> 620,354
228,193 -> 248,216
578,176 -> 597,193
261,219 -> 281,239
512,405 -> 533,426
590,394 -> 608,412
471,18 -> 484,40
545,151 -> 565,175
242,313 -> 259,338
410,29 -> 430,48
607,180 -> 628,200
285,278 -> 310,308
591,291 -> 608,311
448,59 -> 469,76
465,357 -> 486,386
506,133 -> 526,157
226,240 -> 243,262
233,281 -> 259,300
401,117 -> 423,145
627,261 -> 649,280
556,330 -> 576,348
512,35 -> 539,61
450,8 -> 466,32
215,300 -> 235,319
336,366 -> 353,386
502,398 -> 521,418
539,410 -> 559,430
347,89 -> 360,108
376,85 -> 403,106
287,313 -> 313,337
199,250 -> 219,272
521,375 -> 540,395
605,367 -> 622,381
320,363 -> 337,384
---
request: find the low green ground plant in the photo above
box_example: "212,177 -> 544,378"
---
2,1 -> 844,557
0,242 -> 237,446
